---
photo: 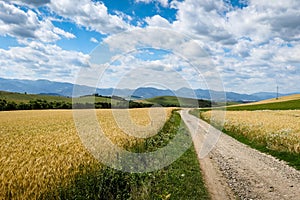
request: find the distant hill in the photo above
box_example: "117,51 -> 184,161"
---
0,77 -> 298,102
0,91 -> 155,111
145,96 -> 212,108
0,90 -> 72,103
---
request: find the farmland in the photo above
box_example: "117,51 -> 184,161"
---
0,108 -> 209,199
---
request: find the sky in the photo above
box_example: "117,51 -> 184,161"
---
0,0 -> 299,94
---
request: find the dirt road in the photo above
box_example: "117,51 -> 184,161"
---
180,109 -> 300,200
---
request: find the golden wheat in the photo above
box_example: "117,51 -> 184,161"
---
0,108 -> 173,199
202,110 -> 300,153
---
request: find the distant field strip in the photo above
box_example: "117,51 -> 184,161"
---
0,108 -> 173,199
225,99 -> 300,111
201,110 -> 300,154
249,94 -> 300,104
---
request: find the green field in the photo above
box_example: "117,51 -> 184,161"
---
225,99 -> 300,111
145,96 -> 212,108
0,91 -> 72,103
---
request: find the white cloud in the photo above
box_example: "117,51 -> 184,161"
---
226,0 -> 300,43
93,51 -> 206,90
153,0 -> 300,93
145,15 -> 171,28
48,0 -> 131,35
0,41 -> 90,82
135,0 -> 169,7
171,0 -> 236,45
0,1 -> 75,42
53,27 -> 76,39
6,0 -> 50,7
212,38 -> 300,93
90,37 -> 99,43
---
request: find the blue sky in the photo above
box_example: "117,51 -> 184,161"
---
0,0 -> 299,94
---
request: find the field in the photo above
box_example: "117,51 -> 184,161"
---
0,108 -> 209,199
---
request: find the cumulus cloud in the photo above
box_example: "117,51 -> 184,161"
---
1,0 -> 299,93
135,0 -> 169,7
226,0 -> 300,43
0,41 -> 90,82
0,1 -> 75,42
90,37 -> 99,43
6,0 -> 50,7
93,50 -> 208,90
48,0 -> 131,35
145,15 -> 171,28
213,37 -> 300,93
171,0 -> 236,45
145,0 -> 300,93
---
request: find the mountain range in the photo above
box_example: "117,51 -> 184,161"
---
0,77 -> 296,102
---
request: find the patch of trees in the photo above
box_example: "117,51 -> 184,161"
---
113,100 -> 153,109
154,99 -> 212,108
0,99 -> 72,111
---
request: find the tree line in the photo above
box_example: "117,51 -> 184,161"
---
0,99 -> 153,111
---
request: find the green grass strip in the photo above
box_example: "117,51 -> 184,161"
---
226,99 -> 300,111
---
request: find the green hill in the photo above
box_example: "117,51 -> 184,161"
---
0,91 -> 154,111
145,96 -> 212,108
0,91 -> 119,104
0,91 -> 71,103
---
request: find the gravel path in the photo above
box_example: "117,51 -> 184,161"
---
180,109 -> 300,200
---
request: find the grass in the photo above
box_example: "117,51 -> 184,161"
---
145,96 -> 211,108
46,110 -> 210,199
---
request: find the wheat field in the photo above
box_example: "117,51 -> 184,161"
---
201,110 -> 300,153
0,108 -> 173,199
